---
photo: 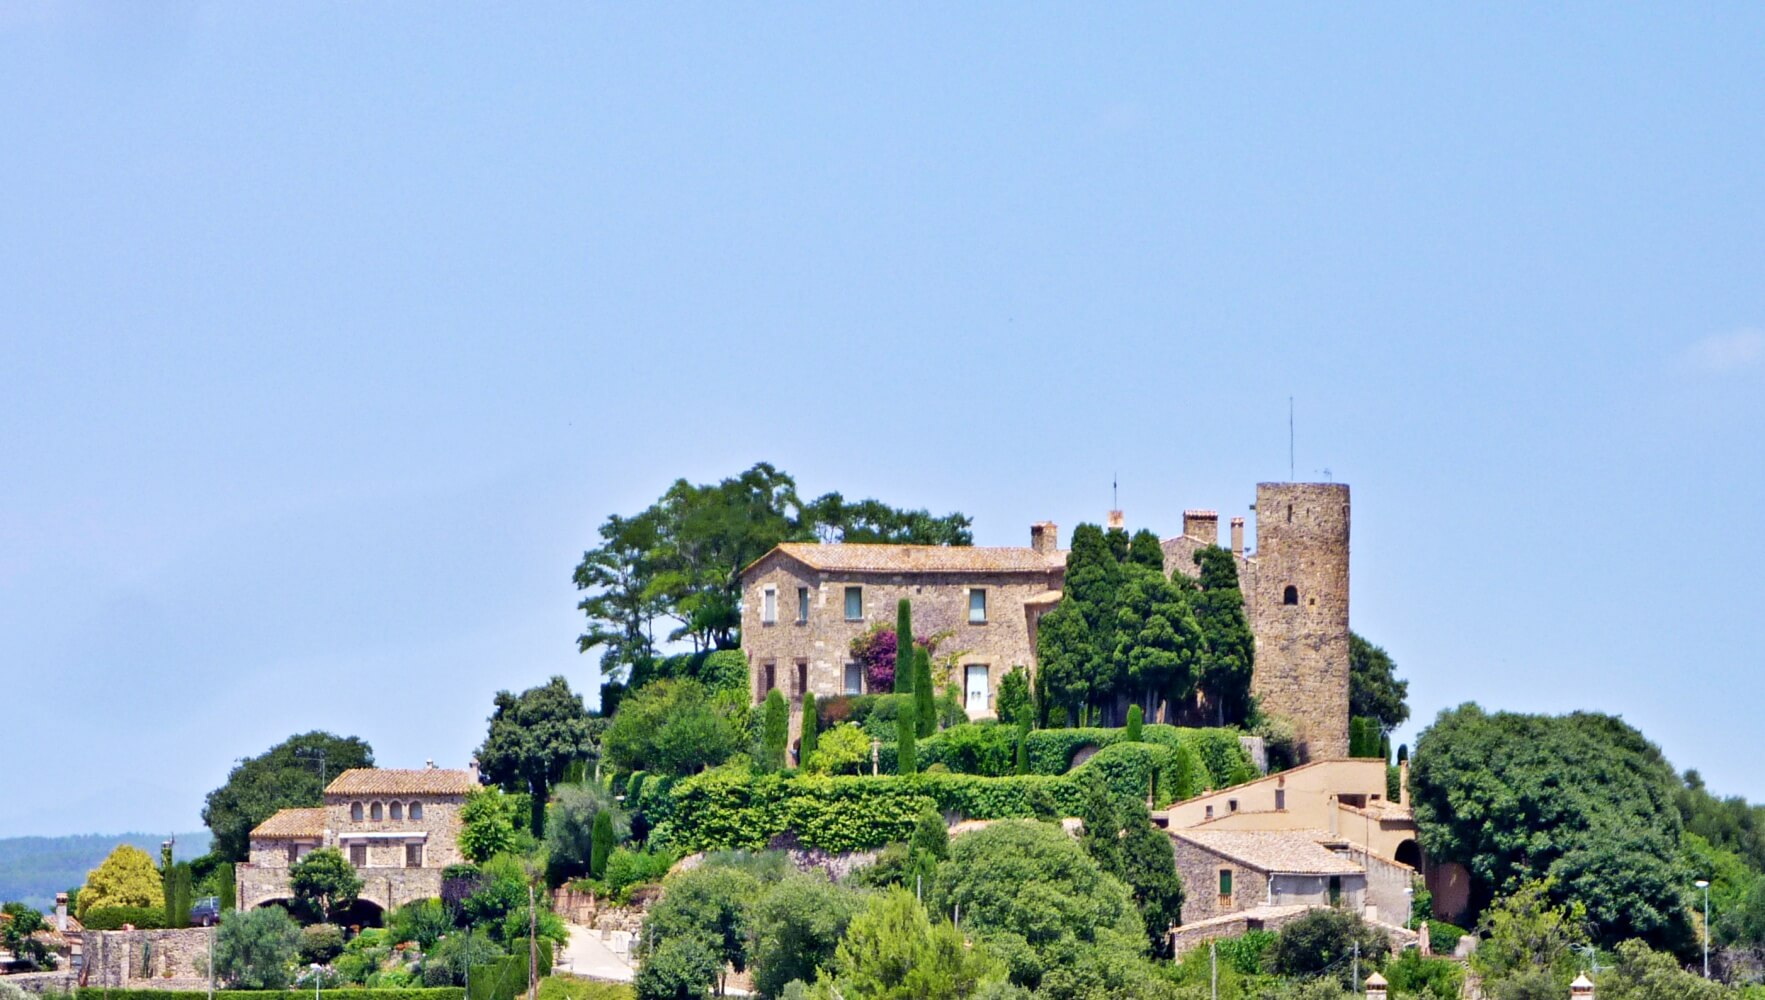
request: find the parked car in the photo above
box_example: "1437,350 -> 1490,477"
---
189,897 -> 221,927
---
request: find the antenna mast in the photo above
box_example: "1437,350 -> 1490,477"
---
1288,397 -> 1295,482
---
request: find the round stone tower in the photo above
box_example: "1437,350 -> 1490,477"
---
1249,482 -> 1351,759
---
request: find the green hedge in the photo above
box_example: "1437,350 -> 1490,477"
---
469,950 -> 553,1000
79,906 -> 168,930
79,991 -> 464,1000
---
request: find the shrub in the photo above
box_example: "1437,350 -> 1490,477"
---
601,848 -> 678,897
537,978 -> 633,1000
468,950 -> 553,1000
299,924 -> 346,965
996,667 -> 1032,727
760,689 -> 789,773
590,811 -> 616,879
214,906 -> 302,989
1125,705 -> 1143,742
1384,949 -> 1465,1000
76,992 -> 465,1000
805,724 -> 872,776
934,724 -> 1017,777
81,906 -> 169,930
389,899 -> 451,951
79,845 -> 164,917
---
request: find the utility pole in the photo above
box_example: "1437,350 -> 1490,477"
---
1210,940 -> 1218,1000
1352,940 -> 1360,995
207,924 -> 215,1000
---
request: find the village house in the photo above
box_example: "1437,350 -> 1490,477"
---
236,763 -> 477,923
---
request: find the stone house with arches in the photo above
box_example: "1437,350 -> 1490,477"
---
237,763 -> 478,922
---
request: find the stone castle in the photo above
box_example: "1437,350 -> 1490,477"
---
740,481 -> 1351,759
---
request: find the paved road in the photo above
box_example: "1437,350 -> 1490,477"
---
556,926 -> 635,982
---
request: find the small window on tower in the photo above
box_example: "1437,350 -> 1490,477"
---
1283,585 -> 1299,606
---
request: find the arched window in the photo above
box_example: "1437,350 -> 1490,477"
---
350,802 -> 364,822
389,802 -> 403,821
370,802 -> 383,822
1283,585 -> 1299,606
410,801 -> 424,821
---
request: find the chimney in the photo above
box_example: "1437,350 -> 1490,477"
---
468,758 -> 482,785
1183,510 -> 1219,545
56,892 -> 67,932
1106,510 -> 1125,530
1365,972 -> 1388,1000
1230,517 -> 1245,555
1570,973 -> 1595,999
1400,759 -> 1411,808
1030,522 -> 1058,554
425,759 -> 436,769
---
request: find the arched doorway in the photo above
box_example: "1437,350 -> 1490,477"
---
334,898 -> 385,929
1395,839 -> 1423,871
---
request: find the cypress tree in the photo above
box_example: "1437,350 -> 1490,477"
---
894,599 -> 914,694
896,701 -> 917,775
1190,546 -> 1256,726
1396,743 -> 1409,765
914,649 -> 935,737
800,691 -> 820,766
217,861 -> 236,914
1128,529 -> 1165,572
1126,704 -> 1143,742
761,689 -> 789,772
1015,719 -> 1031,775
590,809 -> 616,878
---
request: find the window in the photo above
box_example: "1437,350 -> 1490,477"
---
762,587 -> 777,624
1275,789 -> 1286,810
844,663 -> 863,695
405,843 -> 423,868
797,587 -> 810,624
968,589 -> 987,624
1228,799 -> 1239,813
1204,805 -> 1214,820
795,660 -> 808,701
390,802 -> 403,821
285,844 -> 298,865
1283,585 -> 1299,606
351,802 -> 364,822
1219,869 -> 1233,896
349,843 -> 367,867
410,801 -> 423,820
764,662 -> 777,693
844,586 -> 863,620
1328,876 -> 1342,907
370,802 -> 383,822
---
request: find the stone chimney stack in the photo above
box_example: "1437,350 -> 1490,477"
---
1106,510 -> 1125,530
1230,517 -> 1245,555
55,892 -> 67,932
1183,510 -> 1219,545
1400,759 -> 1411,808
1570,973 -> 1595,999
1030,522 -> 1059,554
468,758 -> 482,785
1365,972 -> 1388,1000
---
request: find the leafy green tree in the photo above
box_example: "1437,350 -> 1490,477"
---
1065,524 -> 1124,721
1469,879 -> 1587,992
811,890 -> 1007,1000
388,898 -> 451,950
1113,564 -> 1205,724
0,902 -> 52,970
477,676 -> 598,836
604,679 -> 742,778
1676,768 -> 1765,871
636,934 -> 721,1000
914,649 -> 935,739
996,667 -> 1032,728
895,601 -> 914,695
1032,600 -> 1093,727
545,783 -> 626,883
1125,704 -> 1142,742
591,811 -> 617,879
806,724 -> 872,776
800,494 -> 974,547
202,732 -> 375,861
1596,939 -> 1730,1000
642,864 -> 761,991
1112,798 -> 1184,957
1189,547 -> 1255,726
896,700 -> 917,776
1411,704 -> 1690,947
1349,633 -> 1410,734
574,508 -> 667,690
1268,908 -> 1389,988
750,873 -> 863,999
459,788 -> 526,863
931,820 -> 1144,993
761,689 -> 790,773
799,692 -> 819,765
1128,529 -> 1164,572
213,906 -> 300,989
78,844 -> 164,917
289,848 -> 362,924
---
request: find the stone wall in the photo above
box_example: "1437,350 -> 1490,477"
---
741,555 -> 1062,725
1173,840 -> 1271,924
323,793 -> 467,870
237,862 -> 443,914
81,929 -> 214,990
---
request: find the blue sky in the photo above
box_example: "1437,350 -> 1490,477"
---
4,4 -> 1762,836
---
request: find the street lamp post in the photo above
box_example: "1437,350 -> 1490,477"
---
1696,879 -> 1711,978
1403,886 -> 1414,931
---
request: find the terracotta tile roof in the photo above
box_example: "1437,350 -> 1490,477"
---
755,542 -> 1066,576
1172,829 -> 1365,875
251,807 -> 326,839
325,768 -> 479,796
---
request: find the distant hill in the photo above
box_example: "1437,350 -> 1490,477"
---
0,832 -> 212,913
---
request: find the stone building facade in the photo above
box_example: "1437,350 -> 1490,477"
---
740,481 -> 1352,759
1170,828 -> 1410,928
1162,483 -> 1351,759
237,764 -> 476,920
738,526 -> 1066,723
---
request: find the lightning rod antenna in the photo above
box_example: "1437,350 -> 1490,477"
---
1288,397 -> 1295,482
